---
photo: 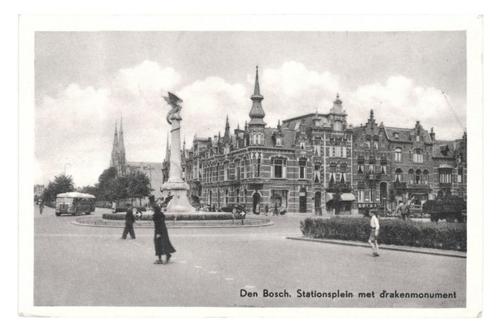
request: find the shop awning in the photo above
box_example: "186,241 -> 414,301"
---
340,193 -> 356,201
326,193 -> 356,201
438,164 -> 454,169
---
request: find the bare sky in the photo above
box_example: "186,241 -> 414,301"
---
35,31 -> 466,186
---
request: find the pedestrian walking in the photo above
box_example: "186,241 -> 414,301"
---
152,205 -> 176,264
121,204 -> 136,239
39,200 -> 44,215
264,204 -> 269,216
368,209 -> 380,257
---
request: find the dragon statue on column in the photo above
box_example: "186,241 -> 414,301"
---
162,92 -> 183,125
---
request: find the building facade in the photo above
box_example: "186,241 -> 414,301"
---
183,67 -> 467,214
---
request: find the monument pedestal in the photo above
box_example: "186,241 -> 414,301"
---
161,179 -> 195,213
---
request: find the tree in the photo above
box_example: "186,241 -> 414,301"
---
96,167 -> 151,201
42,174 -> 75,202
96,167 -> 118,201
127,171 -> 151,198
80,185 -> 98,197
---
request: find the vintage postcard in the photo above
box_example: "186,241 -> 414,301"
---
18,15 -> 483,317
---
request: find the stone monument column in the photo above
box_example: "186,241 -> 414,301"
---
161,92 -> 195,213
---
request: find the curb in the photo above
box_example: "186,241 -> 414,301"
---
286,236 -> 466,259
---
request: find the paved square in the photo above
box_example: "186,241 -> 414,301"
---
34,208 -> 466,307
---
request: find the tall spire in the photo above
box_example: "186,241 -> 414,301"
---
253,65 -> 261,96
224,115 -> 230,139
248,66 -> 266,127
110,120 -> 119,167
118,114 -> 126,171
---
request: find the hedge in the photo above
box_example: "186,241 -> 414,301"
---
102,212 -> 239,221
300,217 -> 466,252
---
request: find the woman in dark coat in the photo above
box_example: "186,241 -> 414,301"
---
152,205 -> 176,264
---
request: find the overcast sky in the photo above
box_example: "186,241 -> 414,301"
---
35,31 -> 466,187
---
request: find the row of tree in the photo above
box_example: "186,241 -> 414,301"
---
41,167 -> 151,203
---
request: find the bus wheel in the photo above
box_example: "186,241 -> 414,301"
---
55,212 -> 61,217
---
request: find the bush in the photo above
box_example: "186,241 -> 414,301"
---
300,217 -> 466,251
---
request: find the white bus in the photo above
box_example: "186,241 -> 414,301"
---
55,192 -> 96,216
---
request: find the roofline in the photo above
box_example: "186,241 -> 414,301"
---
282,113 -> 329,123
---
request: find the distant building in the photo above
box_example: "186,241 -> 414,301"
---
183,66 -> 466,214
109,117 -> 163,195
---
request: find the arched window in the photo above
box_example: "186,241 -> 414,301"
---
408,169 -> 414,184
423,169 -> 429,184
314,164 -> 321,183
395,168 -> 403,182
394,147 -> 402,162
415,169 -> 422,184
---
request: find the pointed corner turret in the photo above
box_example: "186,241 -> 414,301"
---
248,66 -> 266,128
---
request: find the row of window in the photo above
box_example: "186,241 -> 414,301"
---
313,145 -> 349,158
206,188 -> 249,206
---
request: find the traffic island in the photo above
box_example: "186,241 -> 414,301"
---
73,214 -> 273,228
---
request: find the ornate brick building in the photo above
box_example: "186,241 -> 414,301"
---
183,67 -> 466,214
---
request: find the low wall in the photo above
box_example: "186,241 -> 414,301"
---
74,215 -> 272,228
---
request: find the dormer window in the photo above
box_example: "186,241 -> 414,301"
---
300,142 -> 306,150
394,132 -> 400,139
276,137 -> 282,146
416,135 -> 420,142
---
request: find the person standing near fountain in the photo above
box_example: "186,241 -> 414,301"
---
152,205 -> 176,264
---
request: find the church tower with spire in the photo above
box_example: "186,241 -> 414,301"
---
110,121 -> 120,169
110,115 -> 127,176
118,115 -> 127,171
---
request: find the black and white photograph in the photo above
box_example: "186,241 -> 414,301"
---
17,15 -> 483,317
